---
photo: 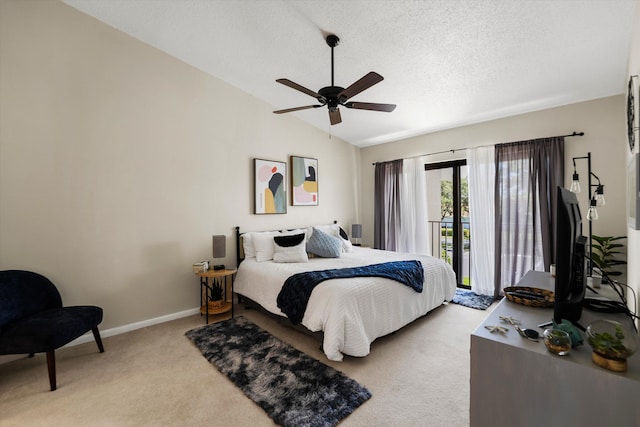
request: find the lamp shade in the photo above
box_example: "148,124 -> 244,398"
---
352,224 -> 362,239
212,235 -> 226,258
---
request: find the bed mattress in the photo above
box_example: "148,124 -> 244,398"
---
234,247 -> 456,361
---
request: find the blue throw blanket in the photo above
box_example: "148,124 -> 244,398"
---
276,260 -> 424,324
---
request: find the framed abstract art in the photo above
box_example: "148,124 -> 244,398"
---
254,158 -> 287,214
291,156 -> 318,206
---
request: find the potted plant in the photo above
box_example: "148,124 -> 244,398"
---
591,235 -> 626,282
586,320 -> 637,372
210,282 -> 224,308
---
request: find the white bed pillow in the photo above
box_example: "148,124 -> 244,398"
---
309,223 -> 340,238
335,225 -> 354,252
242,233 -> 256,258
251,231 -> 280,262
306,227 -> 343,258
273,233 -> 308,263
341,236 -> 354,253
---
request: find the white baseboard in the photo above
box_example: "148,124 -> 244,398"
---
0,307 -> 200,365
67,307 -> 201,347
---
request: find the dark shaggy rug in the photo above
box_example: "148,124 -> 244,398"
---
185,316 -> 371,427
451,289 -> 494,310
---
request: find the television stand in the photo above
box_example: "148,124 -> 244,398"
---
470,270 -> 640,426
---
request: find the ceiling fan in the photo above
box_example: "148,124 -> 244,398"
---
273,34 -> 396,126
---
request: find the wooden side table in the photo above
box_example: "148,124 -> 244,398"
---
195,268 -> 237,324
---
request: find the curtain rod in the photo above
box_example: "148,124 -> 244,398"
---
371,131 -> 584,165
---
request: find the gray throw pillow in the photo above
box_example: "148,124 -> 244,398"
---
306,227 -> 342,258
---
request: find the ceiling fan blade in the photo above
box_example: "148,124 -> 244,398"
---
344,102 -> 396,112
329,108 -> 342,125
273,105 -> 322,114
276,79 -> 325,101
337,72 -> 384,103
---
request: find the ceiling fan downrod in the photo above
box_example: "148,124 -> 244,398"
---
326,35 -> 339,87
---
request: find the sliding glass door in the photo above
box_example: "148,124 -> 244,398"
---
425,160 -> 470,288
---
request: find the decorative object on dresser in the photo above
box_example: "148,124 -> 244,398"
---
291,156 -> 318,206
542,328 -> 572,355
586,319 -> 638,372
503,286 -> 554,308
254,158 -> 287,215
185,316 -> 371,427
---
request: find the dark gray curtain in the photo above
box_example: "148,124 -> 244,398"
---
374,159 -> 403,250
494,137 -> 564,296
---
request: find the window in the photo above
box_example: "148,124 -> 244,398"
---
425,160 -> 470,288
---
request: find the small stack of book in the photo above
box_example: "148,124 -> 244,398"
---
192,261 -> 209,273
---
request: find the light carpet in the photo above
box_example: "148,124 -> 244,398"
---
0,302 -> 495,426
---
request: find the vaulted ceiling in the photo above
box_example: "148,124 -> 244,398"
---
62,0 -> 637,147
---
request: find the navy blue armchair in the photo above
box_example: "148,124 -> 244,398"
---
0,270 -> 104,391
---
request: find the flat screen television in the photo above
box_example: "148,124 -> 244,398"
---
553,186 -> 587,323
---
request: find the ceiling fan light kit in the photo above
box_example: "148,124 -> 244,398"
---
273,34 -> 396,125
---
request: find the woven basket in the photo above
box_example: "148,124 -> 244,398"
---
503,286 -> 555,308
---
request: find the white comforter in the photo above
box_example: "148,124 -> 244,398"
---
234,247 -> 457,361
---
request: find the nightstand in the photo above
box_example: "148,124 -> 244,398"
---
195,268 -> 237,324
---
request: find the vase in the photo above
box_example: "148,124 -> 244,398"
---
209,300 -> 223,309
586,319 -> 638,372
543,329 -> 571,355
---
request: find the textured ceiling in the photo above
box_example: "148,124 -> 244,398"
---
62,0 -> 637,147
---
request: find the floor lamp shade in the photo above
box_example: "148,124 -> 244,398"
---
212,235 -> 226,270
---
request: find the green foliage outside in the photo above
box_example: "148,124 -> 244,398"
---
440,178 -> 469,220
439,176 -> 471,286
441,227 -> 470,240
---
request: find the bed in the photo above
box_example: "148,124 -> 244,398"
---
233,224 -> 457,361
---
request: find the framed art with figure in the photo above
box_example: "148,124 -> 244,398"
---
291,156 -> 318,206
254,159 -> 287,214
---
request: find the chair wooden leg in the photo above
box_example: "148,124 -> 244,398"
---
92,327 -> 105,353
46,351 -> 56,391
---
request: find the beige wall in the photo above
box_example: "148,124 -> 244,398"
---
2,0 -> 636,336
0,0 -> 359,330
626,3 -> 640,320
360,95 -> 628,265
